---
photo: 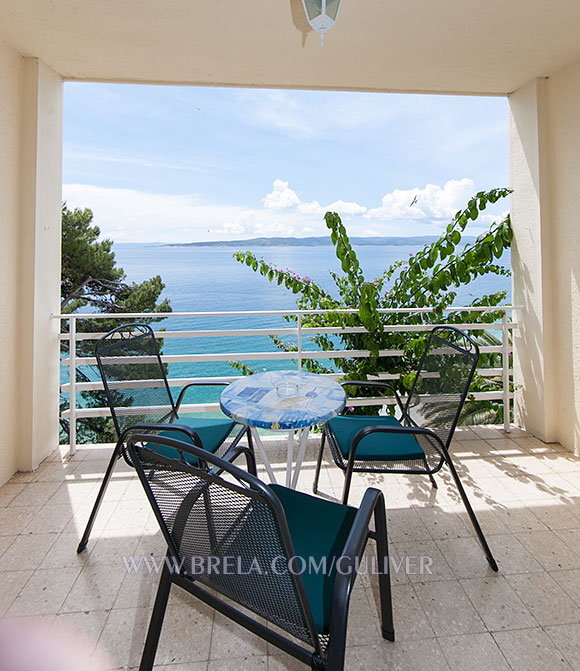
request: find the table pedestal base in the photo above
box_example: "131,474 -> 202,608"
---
250,426 -> 311,489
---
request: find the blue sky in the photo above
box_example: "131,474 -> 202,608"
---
62,84 -> 509,243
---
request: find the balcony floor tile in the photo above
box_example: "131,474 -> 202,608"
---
0,426 -> 580,670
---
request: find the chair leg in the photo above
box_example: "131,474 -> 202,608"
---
312,431 -> 326,495
445,455 -> 498,571
77,441 -> 122,553
325,634 -> 346,671
374,502 -> 395,641
423,457 -> 438,488
325,591 -> 348,671
341,462 -> 355,505
139,561 -> 173,671
245,428 -> 257,475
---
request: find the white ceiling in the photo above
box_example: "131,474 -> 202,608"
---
1,0 -> 579,95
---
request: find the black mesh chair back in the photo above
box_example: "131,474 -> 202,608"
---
404,326 -> 479,449
128,434 -> 321,652
95,323 -> 177,438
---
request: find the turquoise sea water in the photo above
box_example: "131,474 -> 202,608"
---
113,242 -> 511,314
105,243 -> 511,403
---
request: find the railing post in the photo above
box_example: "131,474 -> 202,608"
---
297,312 -> 303,371
69,317 -> 77,455
502,311 -> 510,433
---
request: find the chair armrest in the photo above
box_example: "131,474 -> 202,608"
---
119,421 -> 203,453
339,380 -> 407,420
338,487 -> 384,568
327,488 -> 385,639
174,381 -> 229,413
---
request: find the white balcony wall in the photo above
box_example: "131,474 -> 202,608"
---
510,62 -> 580,455
0,45 -> 62,485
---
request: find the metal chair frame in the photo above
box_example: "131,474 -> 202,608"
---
313,326 -> 498,571
126,433 -> 395,671
77,323 -> 255,553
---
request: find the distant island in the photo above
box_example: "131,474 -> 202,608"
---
164,235 -> 475,248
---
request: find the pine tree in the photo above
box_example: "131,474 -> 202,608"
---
61,204 -> 172,443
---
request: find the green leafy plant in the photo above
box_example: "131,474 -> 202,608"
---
233,188 -> 513,421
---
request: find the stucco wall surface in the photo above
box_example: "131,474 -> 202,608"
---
545,60 -> 580,454
510,63 -> 580,455
0,41 -> 23,484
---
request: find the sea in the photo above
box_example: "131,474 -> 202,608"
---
113,242 -> 511,313
102,242 -> 511,405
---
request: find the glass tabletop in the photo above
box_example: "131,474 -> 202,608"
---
220,370 -> 346,430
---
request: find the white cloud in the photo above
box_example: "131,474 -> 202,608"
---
297,200 -> 323,215
365,178 -> 475,222
252,220 -> 296,237
62,183 -> 326,243
216,220 -> 245,236
63,184 -> 251,243
62,176 -> 499,244
327,200 -> 367,216
262,180 -> 365,218
263,179 -> 325,215
263,180 -> 302,209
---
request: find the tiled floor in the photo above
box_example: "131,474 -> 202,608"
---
1,425 -> 580,669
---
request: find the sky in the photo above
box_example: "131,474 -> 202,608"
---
62,84 -> 509,243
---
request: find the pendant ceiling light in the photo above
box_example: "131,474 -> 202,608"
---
301,0 -> 342,46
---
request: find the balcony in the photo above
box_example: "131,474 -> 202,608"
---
1,424 -> 580,669
2,3 -> 580,667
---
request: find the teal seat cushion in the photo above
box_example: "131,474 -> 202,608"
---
269,483 -> 357,634
328,414 -> 425,461
148,417 -> 236,465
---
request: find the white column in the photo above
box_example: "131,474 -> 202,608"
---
508,78 -> 557,444
17,59 -> 63,470
0,42 -> 24,484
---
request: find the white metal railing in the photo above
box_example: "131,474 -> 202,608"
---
54,306 -> 517,454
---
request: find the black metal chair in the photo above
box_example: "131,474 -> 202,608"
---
77,323 -> 255,553
313,326 -> 498,571
125,432 -> 394,671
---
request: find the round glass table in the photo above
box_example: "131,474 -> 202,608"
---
220,370 -> 346,489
